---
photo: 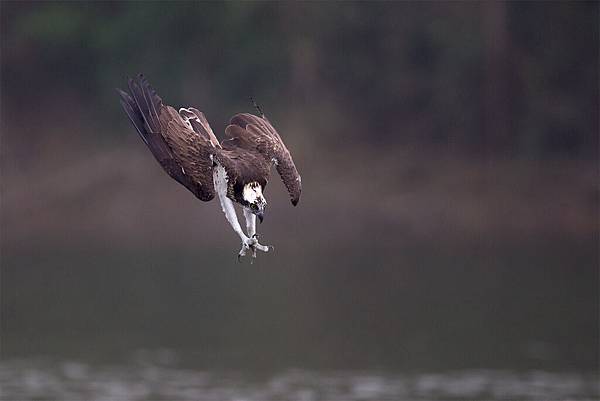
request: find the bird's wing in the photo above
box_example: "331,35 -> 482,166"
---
117,75 -> 216,202
178,107 -> 222,149
225,113 -> 301,206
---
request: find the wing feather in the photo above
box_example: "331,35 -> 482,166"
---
178,107 -> 221,148
119,76 -> 300,205
160,106 -> 217,200
118,75 -> 216,202
225,113 -> 301,206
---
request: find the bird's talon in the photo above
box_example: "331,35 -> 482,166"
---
238,236 -> 271,260
238,241 -> 251,262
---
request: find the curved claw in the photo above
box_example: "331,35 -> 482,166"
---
238,241 -> 250,262
237,237 -> 273,262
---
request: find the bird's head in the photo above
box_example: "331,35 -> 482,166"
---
243,182 -> 267,223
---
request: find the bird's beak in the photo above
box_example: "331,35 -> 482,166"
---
257,211 -> 264,224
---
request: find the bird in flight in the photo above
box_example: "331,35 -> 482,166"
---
117,74 -> 301,261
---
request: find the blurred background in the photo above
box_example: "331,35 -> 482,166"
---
1,1 -> 598,400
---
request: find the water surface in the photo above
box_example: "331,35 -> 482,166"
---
1,354 -> 598,401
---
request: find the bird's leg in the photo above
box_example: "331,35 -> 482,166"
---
243,207 -> 271,260
242,207 -> 257,261
216,190 -> 255,259
213,165 -> 266,261
243,207 -> 256,238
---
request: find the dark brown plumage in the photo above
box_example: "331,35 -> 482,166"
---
117,74 -> 301,207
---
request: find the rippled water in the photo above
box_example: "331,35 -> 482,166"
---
1,356 -> 598,401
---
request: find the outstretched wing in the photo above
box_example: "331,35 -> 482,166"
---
117,74 -> 216,201
225,113 -> 301,206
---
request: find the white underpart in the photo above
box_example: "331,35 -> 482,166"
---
243,207 -> 256,238
243,184 -> 263,204
213,164 -> 248,242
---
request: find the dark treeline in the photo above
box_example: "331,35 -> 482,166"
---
2,1 -> 598,158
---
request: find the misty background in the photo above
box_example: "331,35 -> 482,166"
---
1,1 -> 598,399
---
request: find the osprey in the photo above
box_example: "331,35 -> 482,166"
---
117,74 -> 301,261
